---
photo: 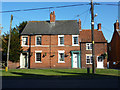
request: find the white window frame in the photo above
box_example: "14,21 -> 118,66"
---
86,43 -> 92,50
58,35 -> 64,46
72,35 -> 79,46
86,54 -> 92,64
58,50 -> 65,63
35,35 -> 42,46
35,50 -> 42,63
22,35 -> 28,46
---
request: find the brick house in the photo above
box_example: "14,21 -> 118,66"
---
79,23 -> 107,69
108,20 -> 120,69
9,11 -> 107,69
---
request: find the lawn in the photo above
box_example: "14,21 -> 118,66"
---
1,69 -> 120,79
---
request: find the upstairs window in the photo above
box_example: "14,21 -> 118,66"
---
74,37 -> 78,44
22,36 -> 28,46
36,35 -> 41,45
86,43 -> 92,50
72,35 -> 79,46
58,35 -> 64,46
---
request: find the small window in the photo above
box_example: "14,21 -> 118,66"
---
36,36 -> 41,45
113,62 -> 116,65
86,55 -> 92,64
22,36 -> 28,46
59,53 -> 64,61
74,37 -> 78,44
72,35 -> 79,46
98,56 -> 103,62
60,37 -> 64,45
58,35 -> 64,46
58,51 -> 65,63
86,43 -> 92,50
109,46 -> 111,51
35,53 -> 41,63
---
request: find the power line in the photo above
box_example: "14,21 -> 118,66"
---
94,2 -> 119,6
0,3 -> 89,13
72,9 -> 89,19
94,20 -> 113,34
82,9 -> 89,28
0,3 -> 119,14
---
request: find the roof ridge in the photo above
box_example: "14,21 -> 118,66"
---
28,20 -> 77,23
81,29 -> 98,30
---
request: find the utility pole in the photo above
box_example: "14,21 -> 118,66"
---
6,15 -> 13,72
91,0 -> 95,74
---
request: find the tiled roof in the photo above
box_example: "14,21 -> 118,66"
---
21,20 -> 79,35
79,29 -> 107,42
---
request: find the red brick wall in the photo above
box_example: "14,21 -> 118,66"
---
19,34 -> 107,69
21,35 -> 80,69
8,60 -> 20,69
80,43 -> 107,68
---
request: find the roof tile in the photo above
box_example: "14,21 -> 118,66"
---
79,29 -> 107,42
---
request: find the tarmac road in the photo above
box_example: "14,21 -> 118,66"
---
2,78 -> 120,88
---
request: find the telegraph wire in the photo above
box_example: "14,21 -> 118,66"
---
72,9 -> 90,19
95,3 -> 119,6
0,3 -> 119,14
82,9 -> 89,28
94,20 -> 113,34
0,3 -> 89,13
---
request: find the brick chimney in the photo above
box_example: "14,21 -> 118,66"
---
114,20 -> 119,31
97,23 -> 101,31
50,11 -> 55,23
79,19 -> 81,30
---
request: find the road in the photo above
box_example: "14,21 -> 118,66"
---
2,78 -> 120,88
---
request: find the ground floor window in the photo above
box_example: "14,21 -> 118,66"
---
98,56 -> 103,62
86,54 -> 92,64
58,50 -> 65,63
35,51 -> 42,63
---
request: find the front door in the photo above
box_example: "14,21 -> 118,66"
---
20,53 -> 28,68
73,53 -> 78,68
97,56 -> 104,68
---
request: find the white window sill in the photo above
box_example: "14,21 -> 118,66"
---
58,45 -> 65,46
35,45 -> 42,46
35,61 -> 42,63
86,49 -> 92,50
21,45 -> 28,47
72,44 -> 79,46
58,61 -> 65,63
86,63 -> 92,64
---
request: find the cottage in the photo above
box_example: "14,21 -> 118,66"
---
79,23 -> 107,69
8,11 -> 107,69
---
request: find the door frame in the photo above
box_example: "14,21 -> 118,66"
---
97,56 -> 104,69
71,51 -> 81,68
20,51 -> 29,68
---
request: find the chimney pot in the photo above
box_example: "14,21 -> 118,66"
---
98,23 -> 101,31
114,20 -> 119,31
79,19 -> 81,30
50,11 -> 55,23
